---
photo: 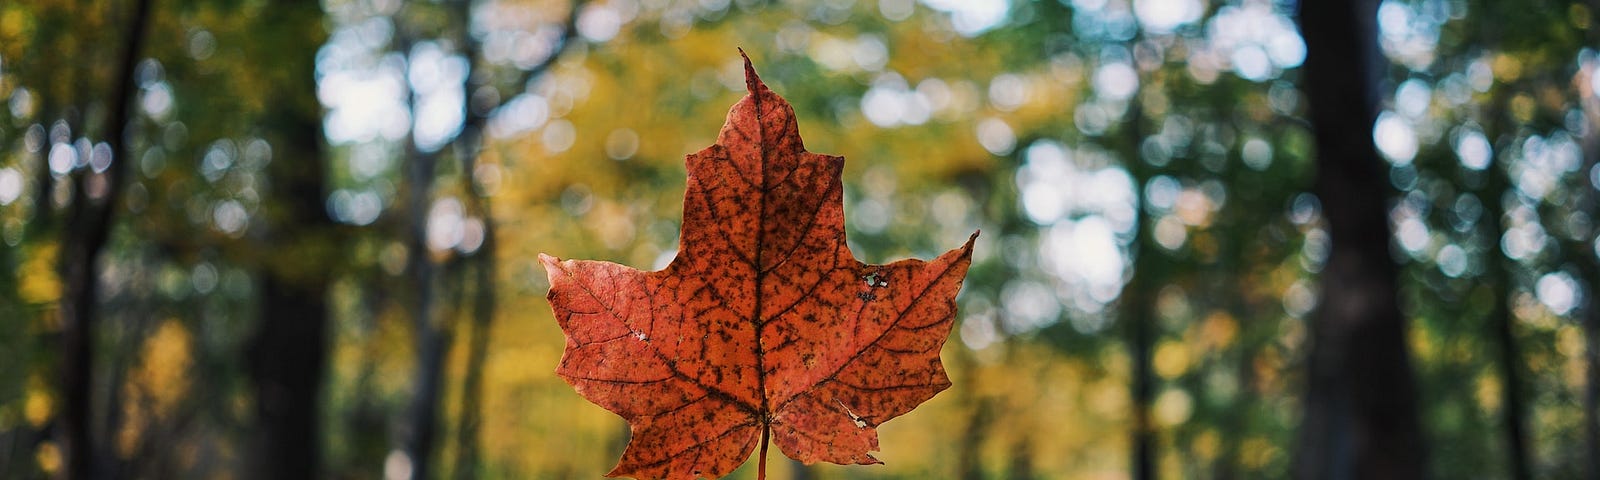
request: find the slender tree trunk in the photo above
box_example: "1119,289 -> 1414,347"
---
1473,12 -> 1533,476
1490,299 -> 1532,478
1124,81 -> 1157,480
447,3 -> 581,477
1480,88 -> 1532,480
99,306 -> 156,479
1215,337 -> 1256,480
246,1 -> 334,478
1126,266 -> 1156,480
352,279 -> 397,471
449,180 -> 494,480
1007,435 -> 1035,480
1581,122 -> 1600,480
949,344 -> 987,480
391,15 -> 448,476
1461,5 -> 1539,476
1294,0 -> 1427,478
1580,5 -> 1600,476
1212,190 -> 1254,480
956,395 -> 992,480
402,144 -> 446,480
450,210 -> 496,477
55,0 -> 151,476
451,165 -> 495,480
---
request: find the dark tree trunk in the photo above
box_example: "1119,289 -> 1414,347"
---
1126,267 -> 1156,480
957,394 -> 992,480
1215,339 -> 1256,480
398,7 -> 476,474
1488,278 -> 1533,477
1124,83 -> 1157,480
1211,188 -> 1255,480
246,1 -> 334,478
1480,88 -> 1532,480
1580,4 -> 1600,476
1294,1 -> 1427,478
450,131 -> 496,479
402,145 -> 446,480
1470,9 -> 1534,474
252,276 -> 330,480
440,3 -> 581,478
450,220 -> 493,480
1007,436 -> 1035,480
1580,128 -> 1600,480
949,346 -> 987,480
55,0 -> 151,476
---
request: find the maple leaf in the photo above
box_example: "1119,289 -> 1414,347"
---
539,50 -> 977,480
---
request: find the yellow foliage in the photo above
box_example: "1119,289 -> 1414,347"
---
1154,388 -> 1193,427
1192,429 -> 1220,462
1198,310 -> 1238,352
1475,373 -> 1502,412
1153,341 -> 1191,379
118,320 -> 194,456
19,243 -> 60,306
132,320 -> 194,413
36,441 -> 60,474
0,8 -> 33,47
24,387 -> 51,428
1410,323 -> 1435,360
1241,436 -> 1279,469
1492,54 -> 1524,83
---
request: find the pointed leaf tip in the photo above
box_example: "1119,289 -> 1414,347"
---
738,48 -> 764,94
538,253 -> 563,273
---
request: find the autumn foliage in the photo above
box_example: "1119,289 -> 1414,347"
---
540,51 -> 977,480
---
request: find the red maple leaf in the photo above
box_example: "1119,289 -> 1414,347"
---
540,50 -> 977,480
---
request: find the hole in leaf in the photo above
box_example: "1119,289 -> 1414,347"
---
836,399 -> 868,429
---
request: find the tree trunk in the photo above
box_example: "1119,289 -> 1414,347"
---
445,3 -> 581,477
252,277 -> 329,480
1007,435 -> 1035,480
246,1 -> 334,478
55,0 -> 152,476
1124,80 -> 1157,480
1580,123 -> 1600,480
1211,188 -> 1255,480
451,243 -> 493,480
957,395 -> 992,480
1126,265 -> 1156,480
1479,88 -> 1532,480
450,141 -> 496,480
402,144 -> 446,480
1294,0 -> 1427,478
1580,5 -> 1600,476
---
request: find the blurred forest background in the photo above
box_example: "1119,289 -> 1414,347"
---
2,0 -> 1600,478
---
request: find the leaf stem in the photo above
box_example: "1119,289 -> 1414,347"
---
758,424 -> 770,480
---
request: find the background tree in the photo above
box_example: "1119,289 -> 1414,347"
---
54,0 -> 153,476
1294,0 -> 1427,477
244,0 -> 342,476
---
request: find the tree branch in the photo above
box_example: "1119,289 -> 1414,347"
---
57,0 -> 153,477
